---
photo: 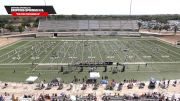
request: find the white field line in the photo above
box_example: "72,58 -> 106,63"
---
0,63 -> 32,65
33,70 -> 60,72
90,42 -> 93,61
81,40 -> 84,62
143,40 -> 173,62
123,41 -> 153,75
0,66 -> 27,69
70,42 -> 79,63
102,42 -> 110,61
0,41 -> 31,59
31,69 -> 158,72
147,61 -> 180,63
113,41 -> 127,61
38,63 -> 69,65
85,42 -> 90,61
9,47 -> 32,63
152,40 -> 180,57
25,68 -> 34,74
25,70 -> 46,75
151,62 -> 162,73
60,42 -> 73,63
19,45 -> 43,63
121,61 -> 180,64
107,41 -> 122,62
55,42 -> 67,63
18,49 -> 38,63
0,39 -> 22,50
58,42 -> 69,63
18,42 -> 51,63
136,40 -> 162,62
18,45 -> 44,63
0,42 -> 32,63
122,40 -> 145,62
146,40 -> 175,62
95,41 -> 103,62
1,61 -> 180,66
39,42 -> 62,63
124,71 -> 160,73
156,37 -> 180,48
122,37 -> 156,40
10,42 -> 45,63
116,40 -> 143,62
100,43 -> 109,61
132,41 -> 154,63
23,39 -> 118,42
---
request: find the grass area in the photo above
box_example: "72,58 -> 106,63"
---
0,36 -> 180,83
0,63 -> 180,83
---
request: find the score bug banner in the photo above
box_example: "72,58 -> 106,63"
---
5,6 -> 56,16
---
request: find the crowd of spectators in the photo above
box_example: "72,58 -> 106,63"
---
102,92 -> 180,101
0,79 -> 179,101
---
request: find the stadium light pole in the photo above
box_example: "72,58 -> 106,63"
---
129,0 -> 133,16
43,0 -> 47,6
128,0 -> 133,36
43,0 -> 48,21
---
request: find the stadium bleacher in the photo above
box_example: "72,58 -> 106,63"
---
38,20 -> 139,32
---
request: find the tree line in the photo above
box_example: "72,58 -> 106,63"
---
0,14 -> 180,33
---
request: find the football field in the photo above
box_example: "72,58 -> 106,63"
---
0,36 -> 180,82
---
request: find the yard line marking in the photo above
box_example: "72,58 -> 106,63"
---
122,40 -> 144,62
70,41 -> 79,64
60,42 -> 73,63
0,63 -> 32,65
1,61 -> 180,66
18,41 -> 53,63
90,42 -> 93,62
39,41 -> 63,63
101,41 -> 110,62
146,40 -> 175,62
157,37 -> 180,48
9,48 -> 32,63
103,43 -> 112,61
0,41 -> 31,58
10,43 -> 40,63
141,40 -> 171,62
95,41 -> 103,62
81,40 -> 84,62
113,40 -> 130,62
31,41 -> 62,71
151,40 -> 180,57
115,40 -> 138,62
107,41 -> 122,62
0,39 -> 22,50
55,41 -> 68,63
0,41 -> 32,63
136,40 -> 162,62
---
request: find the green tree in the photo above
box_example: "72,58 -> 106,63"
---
6,24 -> 15,32
32,22 -> 38,27
0,23 -> 5,34
174,25 -> 178,35
162,24 -> 170,31
158,25 -> 162,33
22,22 -> 31,27
153,25 -> 159,30
18,26 -> 24,33
138,22 -> 142,31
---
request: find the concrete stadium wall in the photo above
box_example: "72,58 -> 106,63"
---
37,31 -> 141,37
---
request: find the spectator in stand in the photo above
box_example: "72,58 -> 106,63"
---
0,95 -> 4,101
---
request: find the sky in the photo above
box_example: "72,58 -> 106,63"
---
0,0 -> 180,15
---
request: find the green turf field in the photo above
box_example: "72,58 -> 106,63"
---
0,36 -> 180,83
